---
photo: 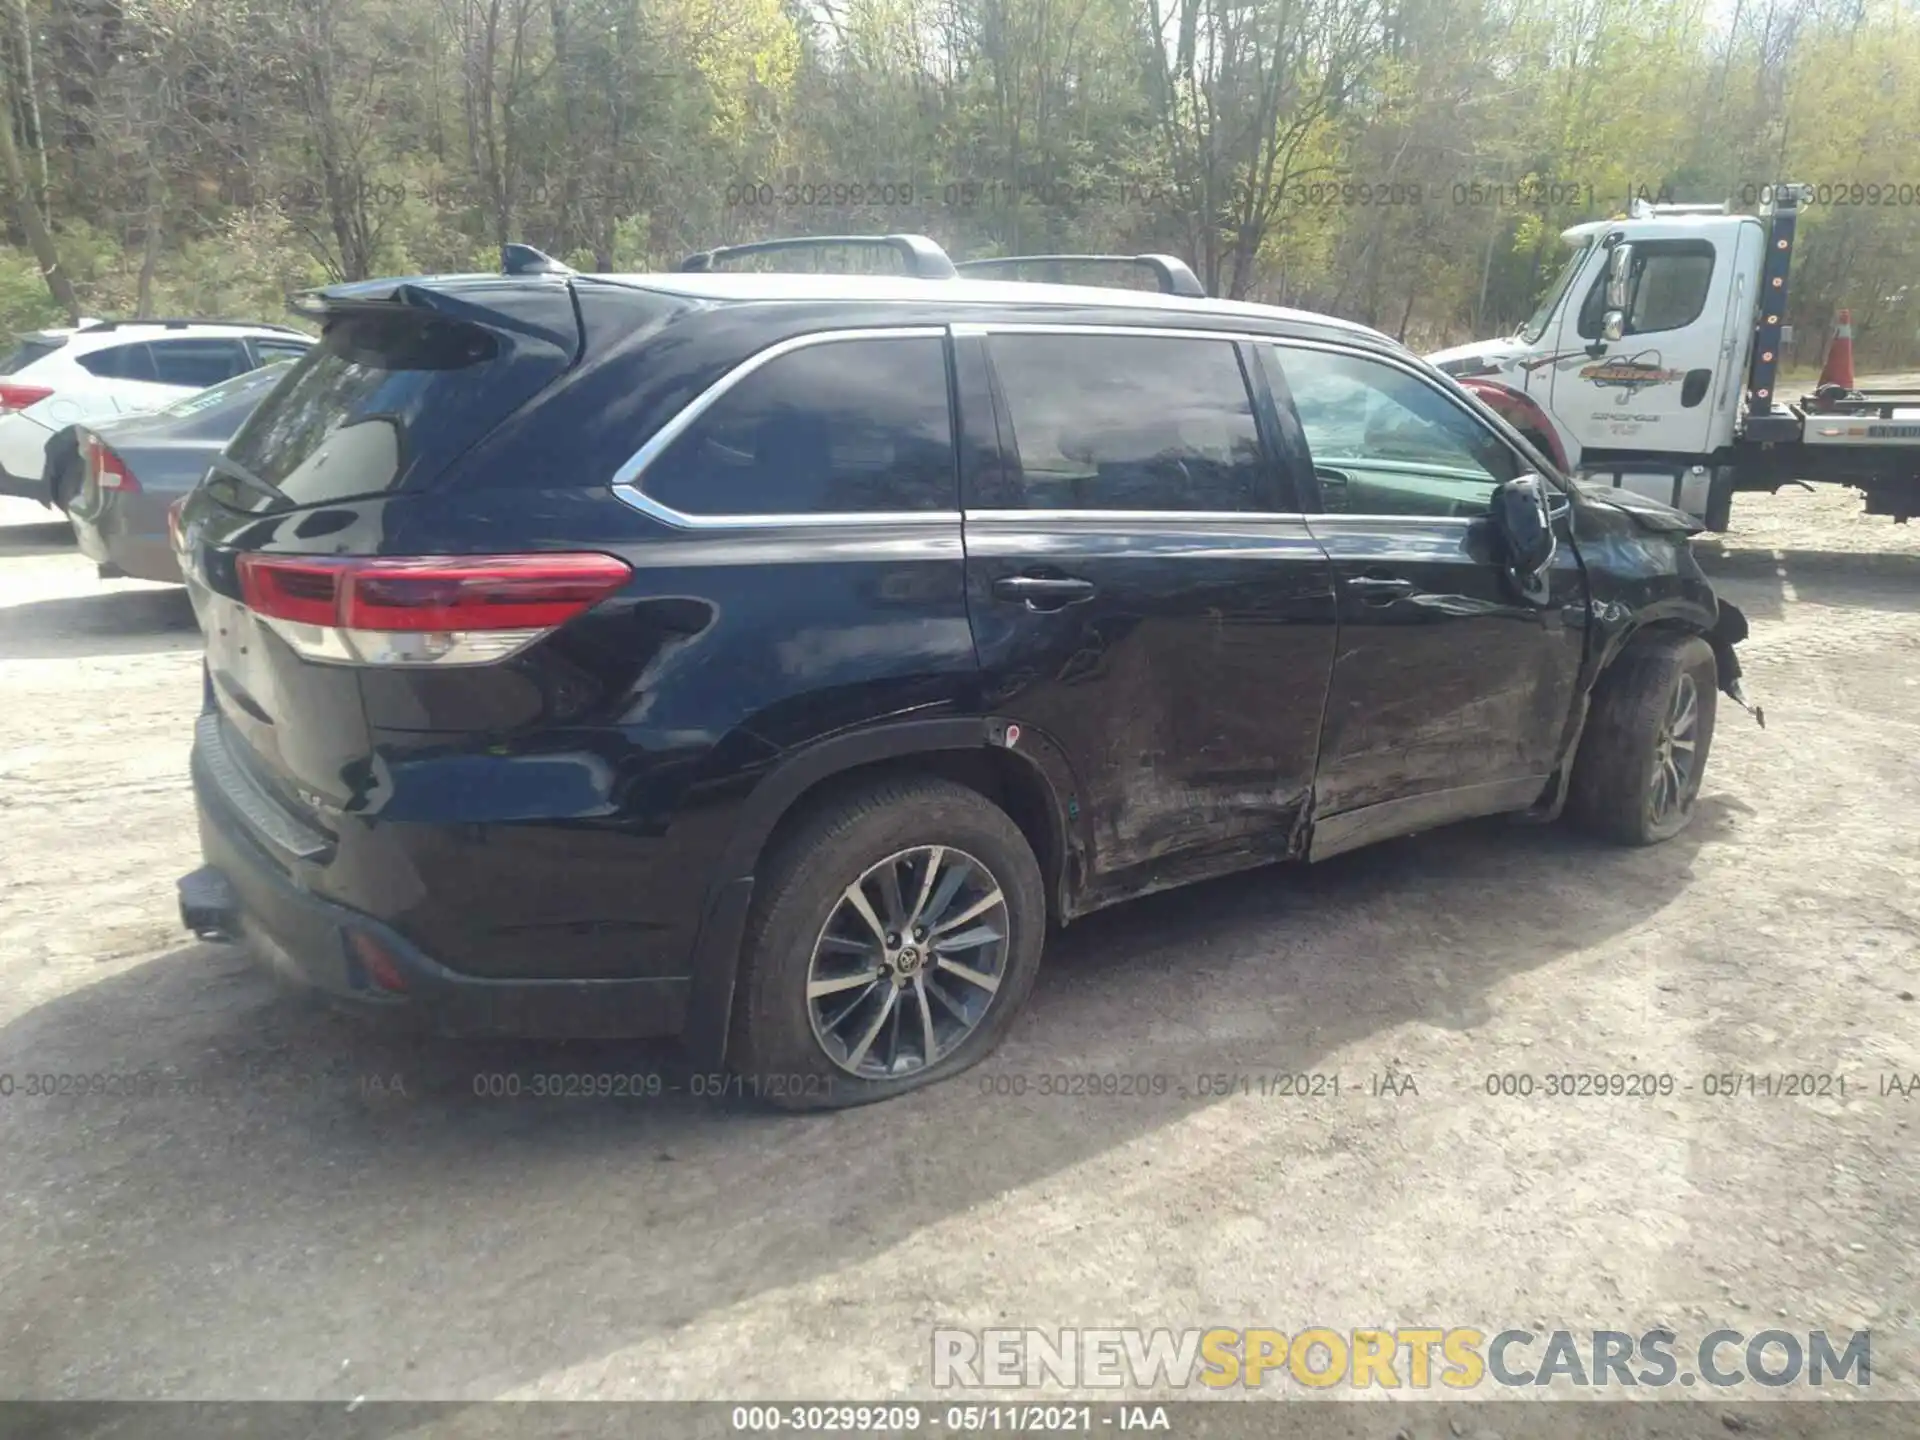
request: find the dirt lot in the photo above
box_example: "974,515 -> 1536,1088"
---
0,484 -> 1916,1415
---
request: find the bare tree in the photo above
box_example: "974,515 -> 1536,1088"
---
0,47 -> 76,320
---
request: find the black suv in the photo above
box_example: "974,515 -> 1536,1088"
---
174,235 -> 1752,1108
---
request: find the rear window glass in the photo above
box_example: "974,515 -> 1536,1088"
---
222,311 -> 511,505
157,361 -> 293,433
0,335 -> 64,374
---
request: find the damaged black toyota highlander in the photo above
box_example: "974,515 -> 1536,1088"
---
173,235 -> 1755,1109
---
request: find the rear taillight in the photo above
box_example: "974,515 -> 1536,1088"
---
236,553 -> 631,666
86,435 -> 138,491
0,382 -> 52,412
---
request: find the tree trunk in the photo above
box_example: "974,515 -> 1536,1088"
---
13,0 -> 45,213
135,172 -> 162,317
548,0 -> 581,255
0,63 -> 77,322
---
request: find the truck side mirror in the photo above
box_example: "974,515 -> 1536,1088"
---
1601,310 -> 1626,343
1494,474 -> 1557,604
1605,243 -> 1634,311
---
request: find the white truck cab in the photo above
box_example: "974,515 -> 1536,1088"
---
1430,189 -> 1920,528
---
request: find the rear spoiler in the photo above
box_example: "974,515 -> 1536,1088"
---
286,271 -> 580,356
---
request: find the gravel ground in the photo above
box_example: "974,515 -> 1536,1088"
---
0,483 -> 1916,1417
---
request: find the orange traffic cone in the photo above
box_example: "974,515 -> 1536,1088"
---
1817,309 -> 1856,391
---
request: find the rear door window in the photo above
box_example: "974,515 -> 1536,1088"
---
983,333 -> 1266,512
252,338 -> 312,365
150,338 -> 254,387
78,342 -> 158,382
638,334 -> 956,517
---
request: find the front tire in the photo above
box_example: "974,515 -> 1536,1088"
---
728,776 -> 1046,1110
1567,634 -> 1718,845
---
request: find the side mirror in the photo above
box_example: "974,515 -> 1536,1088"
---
1605,242 -> 1634,311
1494,474 -> 1558,604
1600,310 -> 1626,343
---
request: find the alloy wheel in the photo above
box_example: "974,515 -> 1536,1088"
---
805,845 -> 1010,1079
1649,671 -> 1700,826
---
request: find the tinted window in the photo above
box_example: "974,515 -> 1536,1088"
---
1579,241 -> 1715,338
0,335 -> 65,374
156,361 -> 293,437
1272,347 -> 1518,517
222,310 -> 515,506
987,335 -> 1263,512
78,342 -> 157,382
254,339 -> 312,364
151,338 -> 253,387
640,336 -> 955,516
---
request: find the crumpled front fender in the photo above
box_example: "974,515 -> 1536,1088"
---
1707,598 -> 1763,726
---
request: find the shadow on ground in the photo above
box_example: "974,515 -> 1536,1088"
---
0,518 -> 73,557
0,799 -> 1729,1397
0,585 -> 197,660
1696,544 -> 1920,623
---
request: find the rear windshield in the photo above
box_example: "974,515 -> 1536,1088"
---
0,335 -> 65,374
221,310 -> 525,506
158,361 -> 293,429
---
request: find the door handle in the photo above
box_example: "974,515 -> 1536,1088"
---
1345,574 -> 1417,602
992,574 -> 1097,611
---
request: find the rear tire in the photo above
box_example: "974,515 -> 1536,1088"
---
728,776 -> 1046,1111
1567,635 -> 1718,845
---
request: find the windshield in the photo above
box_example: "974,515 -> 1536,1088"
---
1517,239 -> 1594,343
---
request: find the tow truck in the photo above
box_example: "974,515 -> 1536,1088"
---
1426,183 -> 1920,528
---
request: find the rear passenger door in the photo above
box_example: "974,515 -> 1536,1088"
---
961,326 -> 1338,903
611,326 -> 979,748
1263,342 -> 1587,855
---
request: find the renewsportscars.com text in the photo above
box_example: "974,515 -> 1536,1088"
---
931,1327 -> 1871,1391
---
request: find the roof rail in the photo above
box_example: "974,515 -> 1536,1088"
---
78,317 -> 309,336
502,243 -> 573,276
954,253 -> 1207,298
677,234 -> 959,280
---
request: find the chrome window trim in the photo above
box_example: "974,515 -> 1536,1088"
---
610,326 -> 957,531
965,508 -> 1309,524
607,318 -> 1520,532
1299,513 -> 1482,526
970,321 -> 1273,343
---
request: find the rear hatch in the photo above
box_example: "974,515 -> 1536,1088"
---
176,276 -> 592,837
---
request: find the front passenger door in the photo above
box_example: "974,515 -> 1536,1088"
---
1264,343 -> 1587,855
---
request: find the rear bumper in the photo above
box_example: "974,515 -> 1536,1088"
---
186,761 -> 691,1040
71,492 -> 182,583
